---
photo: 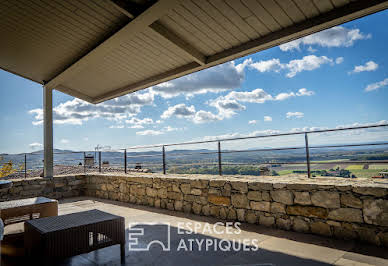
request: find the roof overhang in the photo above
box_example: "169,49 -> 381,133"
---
1,0 -> 388,104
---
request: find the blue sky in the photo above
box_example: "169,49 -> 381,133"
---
1,10 -> 388,154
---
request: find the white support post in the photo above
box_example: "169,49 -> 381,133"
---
43,87 -> 53,178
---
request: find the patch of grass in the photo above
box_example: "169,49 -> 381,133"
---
312,159 -> 350,163
368,164 -> 388,170
348,169 -> 383,178
278,170 -> 294,175
346,165 -> 364,170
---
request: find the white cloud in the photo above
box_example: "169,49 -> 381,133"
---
349,61 -> 378,74
60,139 -> 69,144
164,126 -> 181,132
296,88 -> 315,96
364,78 -> 388,92
247,55 -> 334,78
209,98 -> 246,118
136,126 -> 184,136
29,90 -> 154,125
286,112 -> 304,119
83,137 -> 89,141
193,110 -> 221,124
279,26 -> 371,51
213,88 -> 314,105
307,46 -> 317,53
136,129 -> 164,136
129,125 -> 144,129
264,116 -> 272,122
109,125 -> 124,129
335,57 -> 344,64
29,142 -> 43,149
125,117 -> 154,128
161,104 -> 196,119
205,87 -> 314,122
150,61 -> 245,98
286,55 -> 333,78
248,120 -> 257,124
249,59 -> 283,73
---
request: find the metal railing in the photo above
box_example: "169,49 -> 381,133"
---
1,124 -> 387,179
122,124 -> 388,178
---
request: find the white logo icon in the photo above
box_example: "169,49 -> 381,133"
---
128,223 -> 171,251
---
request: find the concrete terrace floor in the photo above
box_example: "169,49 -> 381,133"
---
2,197 -> 388,266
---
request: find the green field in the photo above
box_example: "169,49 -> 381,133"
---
368,164 -> 388,170
346,165 -> 363,170
347,169 -> 383,178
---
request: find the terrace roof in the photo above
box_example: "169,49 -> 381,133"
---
1,0 -> 387,104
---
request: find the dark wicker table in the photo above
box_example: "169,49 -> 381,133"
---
24,209 -> 125,264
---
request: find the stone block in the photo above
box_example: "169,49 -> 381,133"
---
208,195 -> 230,206
219,207 -> 227,220
202,205 -> 210,216
259,215 -> 275,227
247,191 -> 262,201
209,180 -> 226,187
192,202 -> 202,215
353,186 -> 387,197
210,206 -> 220,217
180,183 -> 191,194
328,208 -> 363,223
294,192 -> 311,205
248,182 -> 273,191
208,188 -> 221,195
293,218 -> 309,233
271,190 -> 293,205
231,181 -> 248,193
261,192 -> 270,201
311,191 -> 340,208
167,191 -> 183,200
157,188 -> 167,199
311,222 -> 331,236
190,188 -> 202,196
190,180 -> 208,189
340,193 -> 362,209
271,202 -> 286,214
246,211 -> 257,224
363,199 -> 388,226
227,209 -> 237,220
237,209 -> 245,222
276,218 -> 291,230
286,205 -> 328,219
231,193 -> 249,208
146,187 -> 157,197
250,201 -> 270,212
174,200 -> 183,211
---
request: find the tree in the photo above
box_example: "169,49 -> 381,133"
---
0,156 -> 22,178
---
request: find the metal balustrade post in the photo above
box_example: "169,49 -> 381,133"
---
124,149 -> 127,174
99,151 -> 102,173
83,152 -> 86,174
305,133 -> 311,178
218,141 -> 222,176
24,153 -> 27,178
162,146 -> 166,175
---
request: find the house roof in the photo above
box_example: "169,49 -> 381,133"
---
1,0 -> 387,103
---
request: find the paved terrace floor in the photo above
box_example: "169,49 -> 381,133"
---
2,197 -> 388,266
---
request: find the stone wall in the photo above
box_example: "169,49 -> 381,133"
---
0,175 -> 85,201
1,173 -> 387,246
85,173 -> 388,247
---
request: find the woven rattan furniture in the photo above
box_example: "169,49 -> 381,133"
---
24,209 -> 125,264
0,197 -> 58,225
